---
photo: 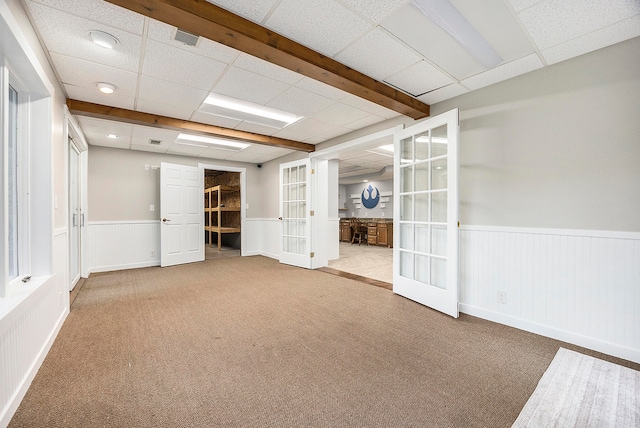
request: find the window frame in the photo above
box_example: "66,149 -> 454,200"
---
6,71 -> 31,288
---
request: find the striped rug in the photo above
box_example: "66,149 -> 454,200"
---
513,348 -> 640,427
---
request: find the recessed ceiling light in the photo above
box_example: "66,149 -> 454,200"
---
200,93 -> 303,129
106,134 -> 118,139
96,82 -> 117,94
89,30 -> 119,49
175,133 -> 250,151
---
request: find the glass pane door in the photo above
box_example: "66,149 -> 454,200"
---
279,159 -> 311,268
393,109 -> 459,318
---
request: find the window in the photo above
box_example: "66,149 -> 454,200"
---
8,83 -> 18,281
1,58 -> 51,298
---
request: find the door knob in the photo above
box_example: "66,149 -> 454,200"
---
278,217 -> 283,220
162,218 -> 171,222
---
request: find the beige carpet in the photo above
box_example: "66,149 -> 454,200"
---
9,256 -> 640,427
513,348 -> 640,427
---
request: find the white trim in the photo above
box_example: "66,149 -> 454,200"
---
89,261 -> 160,274
461,224 -> 640,240
198,162 -> 247,256
310,125 -> 403,160
88,220 -> 160,225
460,303 -> 640,364
53,227 -> 67,237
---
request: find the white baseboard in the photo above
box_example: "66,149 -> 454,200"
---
89,261 -> 160,274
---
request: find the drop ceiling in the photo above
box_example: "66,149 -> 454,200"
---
22,0 -> 640,177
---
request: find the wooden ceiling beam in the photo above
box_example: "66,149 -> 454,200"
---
67,99 -> 315,152
104,0 -> 430,120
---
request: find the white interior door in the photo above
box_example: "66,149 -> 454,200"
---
160,162 -> 204,267
69,140 -> 81,290
393,108 -> 459,317
279,159 -> 312,268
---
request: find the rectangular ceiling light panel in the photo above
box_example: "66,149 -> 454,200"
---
175,133 -> 250,151
200,93 -> 303,129
412,0 -> 502,68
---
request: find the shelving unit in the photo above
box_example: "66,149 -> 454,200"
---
204,185 -> 241,251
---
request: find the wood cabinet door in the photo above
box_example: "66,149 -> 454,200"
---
377,225 -> 388,246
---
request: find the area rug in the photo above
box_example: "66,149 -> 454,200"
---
512,348 -> 639,427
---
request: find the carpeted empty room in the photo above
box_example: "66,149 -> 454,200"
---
9,256 -> 640,427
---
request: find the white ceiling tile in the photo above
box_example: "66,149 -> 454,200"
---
339,93 -> 399,119
305,126 -> 353,143
130,144 -> 169,154
198,147 -> 239,160
265,0 -> 371,57
78,117 -> 134,136
508,0 -> 545,12
382,4 -> 485,80
385,60 -> 454,96
311,102 -> 370,127
339,0 -> 411,24
267,87 -> 334,116
234,122 -> 280,136
243,144 -> 291,155
65,85 -> 135,110
138,75 -> 208,113
130,126 -> 180,148
336,28 -> 421,81
517,0 -> 640,50
342,114 -> 386,131
136,99 -> 195,121
294,78 -> 347,101
417,84 -> 469,105
146,20 -> 239,63
204,0 -> 278,24
212,67 -> 292,104
190,112 -> 243,128
167,143 -> 207,156
52,52 -> 138,97
461,54 -> 544,91
232,54 -> 303,85
273,117 -> 339,141
29,0 -> 145,34
83,130 -> 131,149
27,3 -> 142,72
541,15 -> 640,65
142,40 -> 227,91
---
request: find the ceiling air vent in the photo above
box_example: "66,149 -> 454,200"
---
149,139 -> 162,145
174,28 -> 199,47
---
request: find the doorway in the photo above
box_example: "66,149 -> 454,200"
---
311,127 -> 399,285
69,139 -> 82,290
203,168 -> 242,259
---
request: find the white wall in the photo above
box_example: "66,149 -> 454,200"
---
344,179 -> 393,219
431,37 -> 640,362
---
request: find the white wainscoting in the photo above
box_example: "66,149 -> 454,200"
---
87,221 -> 160,273
459,225 -> 640,364
244,218 -> 281,260
0,230 -> 68,426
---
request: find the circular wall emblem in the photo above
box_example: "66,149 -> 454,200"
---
361,184 -> 380,209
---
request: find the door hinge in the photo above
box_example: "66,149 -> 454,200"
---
310,210 -> 315,216
311,168 -> 315,174
310,252 -> 315,258
457,221 -> 460,228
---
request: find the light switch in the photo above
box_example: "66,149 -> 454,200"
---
149,204 -> 155,212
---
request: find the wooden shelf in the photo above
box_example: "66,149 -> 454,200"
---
204,185 -> 241,251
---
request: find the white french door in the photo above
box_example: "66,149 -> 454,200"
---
393,108 -> 459,317
279,159 -> 312,268
160,162 -> 204,267
69,140 -> 81,290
